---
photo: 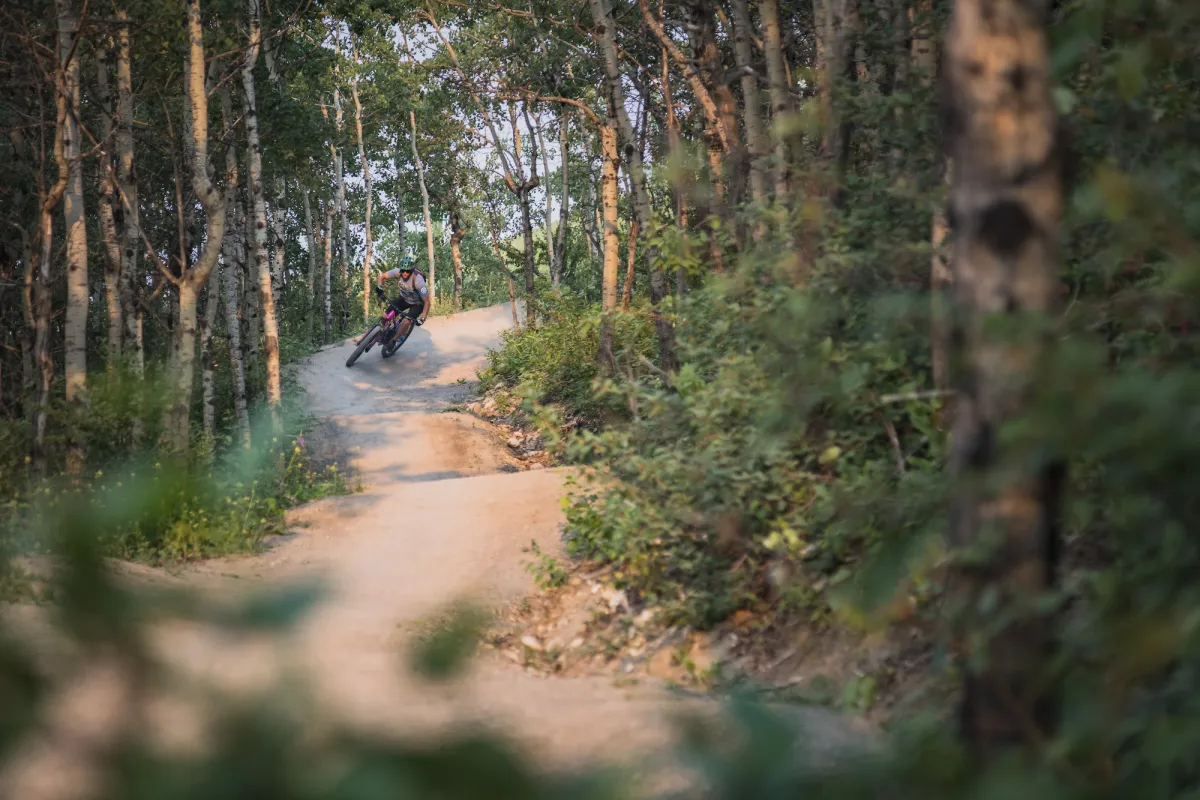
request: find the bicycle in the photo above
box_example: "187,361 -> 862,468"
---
345,288 -> 423,368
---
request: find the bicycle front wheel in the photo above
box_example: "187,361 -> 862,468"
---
345,325 -> 380,367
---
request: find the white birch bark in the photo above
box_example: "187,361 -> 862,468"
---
351,76 -> 373,322
241,0 -> 282,423
58,0 -> 88,471
219,88 -> 251,446
410,108 -> 435,304
303,183 -> 318,341
270,176 -> 287,298
96,43 -> 124,361
170,0 -> 229,451
116,10 -> 142,370
322,202 -> 334,342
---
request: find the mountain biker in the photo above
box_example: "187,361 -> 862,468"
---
374,256 -> 430,343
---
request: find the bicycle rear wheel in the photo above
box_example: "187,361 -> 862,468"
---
382,318 -> 413,358
345,325 -> 380,367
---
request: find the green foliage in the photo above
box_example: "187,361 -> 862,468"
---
409,602 -> 489,682
1,434 -> 350,568
479,294 -> 656,424
554,264 -> 944,629
523,540 -> 569,590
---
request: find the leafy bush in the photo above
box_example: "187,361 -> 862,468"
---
556,256 -> 944,628
479,293 -> 656,424
1,433 -> 351,567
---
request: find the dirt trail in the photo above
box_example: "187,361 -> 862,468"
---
8,305 -> 873,798
258,304 -> 680,769
6,305 -> 688,798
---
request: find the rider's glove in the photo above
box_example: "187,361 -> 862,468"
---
416,317 -> 426,327
373,285 -> 386,300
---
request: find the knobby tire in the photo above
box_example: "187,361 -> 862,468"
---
382,318 -> 414,359
346,326 -> 380,367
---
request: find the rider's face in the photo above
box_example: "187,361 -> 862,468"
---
400,269 -> 413,278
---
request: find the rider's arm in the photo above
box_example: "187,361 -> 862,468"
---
417,274 -> 431,321
377,268 -> 396,287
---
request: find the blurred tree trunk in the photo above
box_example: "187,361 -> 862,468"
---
334,87 -> 350,328
219,88 -> 251,447
169,0 -> 228,452
944,0 -> 1064,755
352,76 -> 372,322
303,183 -> 318,341
410,108 -> 436,305
759,0 -> 794,201
449,204 -> 467,313
115,10 -> 142,372
534,110 -> 556,284
913,0 -> 953,394
33,74 -> 70,472
58,0 -> 88,473
598,108 -> 620,368
392,144 -> 406,253
322,202 -> 334,343
552,111 -> 570,287
448,148 -> 467,313
514,102 -> 540,325
591,0 -> 677,372
685,0 -> 744,204
241,0 -> 281,429
96,42 -> 124,364
200,265 -> 219,437
730,0 -> 768,208
270,177 -> 286,297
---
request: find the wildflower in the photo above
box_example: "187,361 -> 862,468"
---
297,436 -> 306,447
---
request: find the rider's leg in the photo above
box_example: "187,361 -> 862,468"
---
393,300 -> 421,343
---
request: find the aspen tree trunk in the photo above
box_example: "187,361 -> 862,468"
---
534,111 -> 555,280
449,204 -> 466,312
637,0 -> 729,153
510,102 -> 539,325
351,77 -> 372,322
334,88 -> 350,326
944,0 -> 1063,754
591,0 -> 677,371
219,88 -> 251,446
409,108 -> 436,306
200,265 -> 219,437
730,0 -> 768,207
759,0 -> 793,200
303,183 -> 317,340
662,41 -> 689,231
270,177 -> 286,297
241,0 -> 282,425
552,112 -> 570,285
33,76 -> 70,471
115,11 -> 142,369
58,0 -> 88,471
171,0 -> 229,452
597,112 -> 621,368
392,147 -> 406,252
323,203 -> 334,343
242,189 -> 260,375
96,45 -> 124,362
913,0 -> 953,393
685,0 -> 743,204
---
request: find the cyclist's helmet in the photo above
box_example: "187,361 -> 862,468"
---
398,256 -> 415,274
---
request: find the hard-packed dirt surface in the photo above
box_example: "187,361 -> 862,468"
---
6,304 -> 874,798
